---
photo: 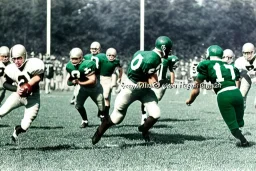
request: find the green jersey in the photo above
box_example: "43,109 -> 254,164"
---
127,50 -> 161,83
158,55 -> 179,80
100,57 -> 121,76
66,60 -> 96,82
83,53 -> 106,76
197,60 -> 240,93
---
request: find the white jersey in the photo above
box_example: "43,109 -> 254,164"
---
190,61 -> 199,78
234,56 -> 256,79
5,58 -> 45,86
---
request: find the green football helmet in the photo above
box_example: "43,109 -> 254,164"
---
205,45 -> 223,59
155,36 -> 173,58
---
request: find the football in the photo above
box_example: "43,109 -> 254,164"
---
20,83 -> 32,97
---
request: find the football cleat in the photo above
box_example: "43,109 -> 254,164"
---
241,141 -> 250,147
80,120 -> 88,128
11,126 -> 19,143
236,141 -> 250,148
70,97 -> 76,105
92,129 -> 102,145
138,125 -> 150,142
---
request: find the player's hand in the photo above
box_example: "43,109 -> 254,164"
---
17,86 -> 25,96
72,79 -> 79,85
247,69 -> 256,78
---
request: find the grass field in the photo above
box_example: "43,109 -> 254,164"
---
0,87 -> 256,171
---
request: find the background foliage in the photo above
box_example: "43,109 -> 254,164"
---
0,0 -> 256,60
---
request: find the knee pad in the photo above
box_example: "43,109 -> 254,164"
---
110,109 -> 124,124
145,103 -> 160,119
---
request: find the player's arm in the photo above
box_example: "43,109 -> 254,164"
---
170,71 -> 175,84
77,73 -> 96,86
28,74 -> 42,86
169,58 -> 179,85
66,73 -> 75,86
148,73 -> 158,84
236,79 -> 241,88
234,66 -> 241,88
186,78 -> 203,105
117,67 -> 123,80
3,75 -> 17,92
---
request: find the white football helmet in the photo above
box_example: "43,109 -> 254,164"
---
0,46 -> 10,64
106,48 -> 117,61
242,43 -> 255,61
50,55 -> 56,60
222,49 -> 235,64
10,44 -> 27,68
90,41 -> 101,55
69,47 -> 83,65
0,46 -> 10,56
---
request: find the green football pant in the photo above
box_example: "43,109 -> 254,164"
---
217,89 -> 244,131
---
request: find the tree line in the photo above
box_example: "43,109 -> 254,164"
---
0,0 -> 255,61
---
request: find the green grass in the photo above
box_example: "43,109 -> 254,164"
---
0,88 -> 255,171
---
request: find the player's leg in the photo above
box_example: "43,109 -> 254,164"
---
90,83 -> 106,121
217,90 -> 249,147
138,89 -> 160,142
233,88 -> 252,136
75,86 -> 89,128
111,73 -> 118,96
239,76 -> 251,110
140,87 -> 165,125
50,78 -> 55,92
70,84 -> 80,105
100,76 -> 112,115
0,92 -> 22,118
45,78 -> 50,94
12,92 -> 40,142
92,87 -> 135,145
0,89 -> 6,105
140,103 -> 147,125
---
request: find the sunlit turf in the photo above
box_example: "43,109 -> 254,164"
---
0,87 -> 255,171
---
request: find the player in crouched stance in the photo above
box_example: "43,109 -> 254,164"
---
0,44 -> 45,142
186,45 -> 250,147
92,36 -> 173,145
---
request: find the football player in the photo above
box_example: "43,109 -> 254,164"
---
115,59 -> 129,94
69,42 -> 102,105
83,41 -> 108,119
100,48 -> 122,115
234,43 -> 256,109
186,45 -> 249,147
140,55 -> 179,125
0,46 -> 11,104
44,55 -> 55,94
223,49 -> 235,64
66,48 -> 106,128
84,41 -> 106,77
92,36 -> 173,145
0,44 -> 45,142
189,56 -> 200,81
